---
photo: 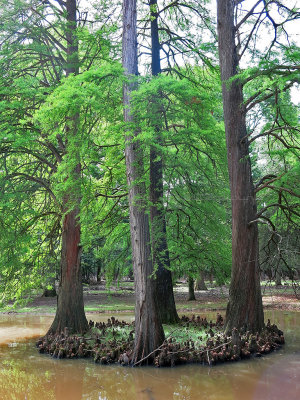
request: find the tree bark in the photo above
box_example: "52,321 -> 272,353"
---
275,270 -> 282,286
48,0 -> 88,334
187,277 -> 196,301
149,0 -> 179,324
96,260 -> 102,283
217,0 -> 264,333
195,272 -> 208,291
122,0 -> 164,364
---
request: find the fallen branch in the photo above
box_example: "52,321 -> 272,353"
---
133,326 -> 182,366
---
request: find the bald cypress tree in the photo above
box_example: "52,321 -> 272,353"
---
48,0 -> 88,335
122,0 -> 164,364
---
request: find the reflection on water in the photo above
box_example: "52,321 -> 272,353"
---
0,311 -> 299,400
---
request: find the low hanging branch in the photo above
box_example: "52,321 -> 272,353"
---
95,192 -> 128,199
258,185 -> 300,199
255,173 -> 285,192
256,203 -> 300,219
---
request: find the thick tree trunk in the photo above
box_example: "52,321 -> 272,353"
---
187,277 -> 196,301
122,0 -> 164,364
48,0 -> 88,334
49,207 -> 88,334
217,0 -> 264,333
149,0 -> 179,324
195,272 -> 208,291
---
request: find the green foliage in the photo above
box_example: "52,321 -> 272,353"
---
244,58 -> 300,281
164,324 -> 215,349
89,324 -> 133,345
0,0 -> 128,303
130,70 -> 231,281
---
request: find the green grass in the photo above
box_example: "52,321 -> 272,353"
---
0,299 -> 227,315
0,305 -> 56,314
261,280 -> 297,286
0,302 -> 135,314
85,289 -> 133,295
262,288 -> 297,295
84,304 -> 134,313
177,301 -> 227,311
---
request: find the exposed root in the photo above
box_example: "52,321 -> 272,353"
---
36,316 -> 284,367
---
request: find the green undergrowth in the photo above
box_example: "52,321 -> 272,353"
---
83,321 -> 219,350
87,324 -> 134,346
163,324 -> 218,348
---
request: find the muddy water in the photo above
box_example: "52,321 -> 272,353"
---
0,311 -> 299,400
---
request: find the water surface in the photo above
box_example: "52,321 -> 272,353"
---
0,311 -> 299,400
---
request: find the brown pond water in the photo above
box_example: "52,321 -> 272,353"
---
0,311 -> 299,400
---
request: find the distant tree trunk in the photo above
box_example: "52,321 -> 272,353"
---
96,261 -> 102,283
265,268 -> 273,281
149,0 -> 179,324
122,0 -> 164,364
187,277 -> 196,301
128,267 -> 134,281
275,270 -> 282,286
217,0 -> 264,333
195,272 -> 208,291
48,0 -> 88,335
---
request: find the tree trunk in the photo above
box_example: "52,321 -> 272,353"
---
195,272 -> 208,291
48,0 -> 88,335
149,0 -> 179,324
122,0 -> 164,364
275,270 -> 282,286
217,0 -> 264,333
96,260 -> 102,283
187,277 -> 196,301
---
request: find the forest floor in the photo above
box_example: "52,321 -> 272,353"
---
1,281 -> 299,315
